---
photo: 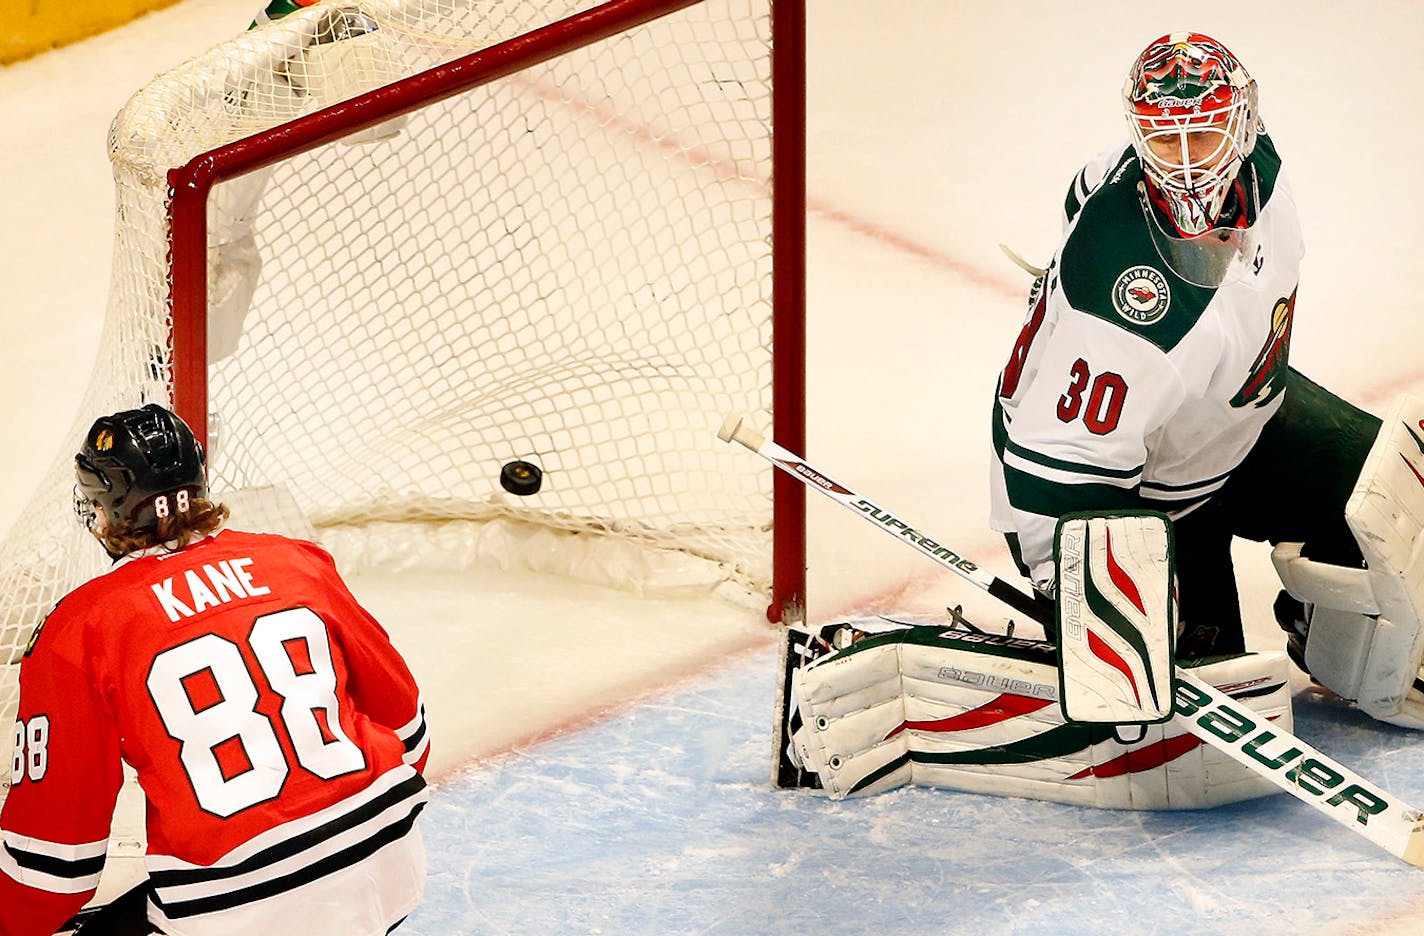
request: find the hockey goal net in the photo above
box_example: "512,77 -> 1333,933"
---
1,0 -> 804,790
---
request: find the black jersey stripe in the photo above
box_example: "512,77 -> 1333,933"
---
1137,492 -> 1211,517
153,801 -> 425,919
2,842 -> 106,880
1138,467 -> 1236,494
147,772 -> 426,889
400,717 -> 427,755
1002,436 -> 1145,481
1003,464 -> 1141,518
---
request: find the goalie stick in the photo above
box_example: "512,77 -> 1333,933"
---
718,414 -> 1424,867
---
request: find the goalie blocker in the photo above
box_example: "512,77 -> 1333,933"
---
782,617 -> 1291,809
1055,512 -> 1175,726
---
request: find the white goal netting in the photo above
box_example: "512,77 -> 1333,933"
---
1,0 -> 783,793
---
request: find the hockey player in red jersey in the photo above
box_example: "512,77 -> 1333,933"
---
1,405 -> 429,935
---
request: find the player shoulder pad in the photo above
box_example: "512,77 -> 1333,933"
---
1057,150 -> 1217,355
22,591 -> 83,658
1063,143 -> 1132,224
1248,129 -> 1283,205
275,531 -> 342,576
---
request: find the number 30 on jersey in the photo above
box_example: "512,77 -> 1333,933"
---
1000,282 -> 1129,437
1057,357 -> 1127,435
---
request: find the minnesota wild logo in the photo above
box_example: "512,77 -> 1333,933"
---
1112,266 -> 1171,325
1133,36 -> 1240,110
1230,290 -> 1295,408
1143,71 -> 1214,107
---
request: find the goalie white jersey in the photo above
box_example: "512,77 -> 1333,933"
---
990,134 -> 1303,588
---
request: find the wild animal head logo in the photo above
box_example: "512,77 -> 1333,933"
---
1128,34 -> 1246,115
1230,291 -> 1295,408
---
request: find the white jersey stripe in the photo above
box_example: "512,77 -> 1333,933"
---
144,764 -> 421,874
0,843 -> 104,895
152,782 -> 424,906
395,701 -> 428,765
393,698 -> 426,740
402,729 -> 430,767
1,831 -> 108,862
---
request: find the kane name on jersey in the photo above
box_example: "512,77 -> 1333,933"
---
149,556 -> 271,621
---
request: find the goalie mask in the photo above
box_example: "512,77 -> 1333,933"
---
74,404 -> 208,534
1124,33 -> 1261,286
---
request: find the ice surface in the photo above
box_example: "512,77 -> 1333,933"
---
404,647 -> 1424,936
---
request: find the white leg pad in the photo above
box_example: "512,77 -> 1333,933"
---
788,642 -> 910,798
789,620 -> 1290,808
1272,394 -> 1424,729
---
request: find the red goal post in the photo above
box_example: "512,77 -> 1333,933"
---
1,0 -> 806,797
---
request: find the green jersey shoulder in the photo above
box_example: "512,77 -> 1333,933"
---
1057,133 -> 1283,354
251,0 -> 319,30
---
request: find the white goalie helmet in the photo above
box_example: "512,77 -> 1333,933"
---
1123,33 -> 1262,285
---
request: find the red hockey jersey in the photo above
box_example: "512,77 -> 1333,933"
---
1,530 -> 429,936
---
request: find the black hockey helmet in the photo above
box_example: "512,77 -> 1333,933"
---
74,404 -> 207,532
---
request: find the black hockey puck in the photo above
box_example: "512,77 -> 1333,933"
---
500,460 -> 543,496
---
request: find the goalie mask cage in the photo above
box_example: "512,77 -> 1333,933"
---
0,0 -> 805,786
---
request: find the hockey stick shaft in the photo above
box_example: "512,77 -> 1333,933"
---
718,414 -> 1424,866
716,417 -> 1046,623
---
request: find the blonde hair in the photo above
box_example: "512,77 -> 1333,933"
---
98,497 -> 230,557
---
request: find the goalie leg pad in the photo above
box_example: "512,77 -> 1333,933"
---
1271,394 -> 1424,729
789,620 -> 1291,809
1055,512 -> 1176,724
